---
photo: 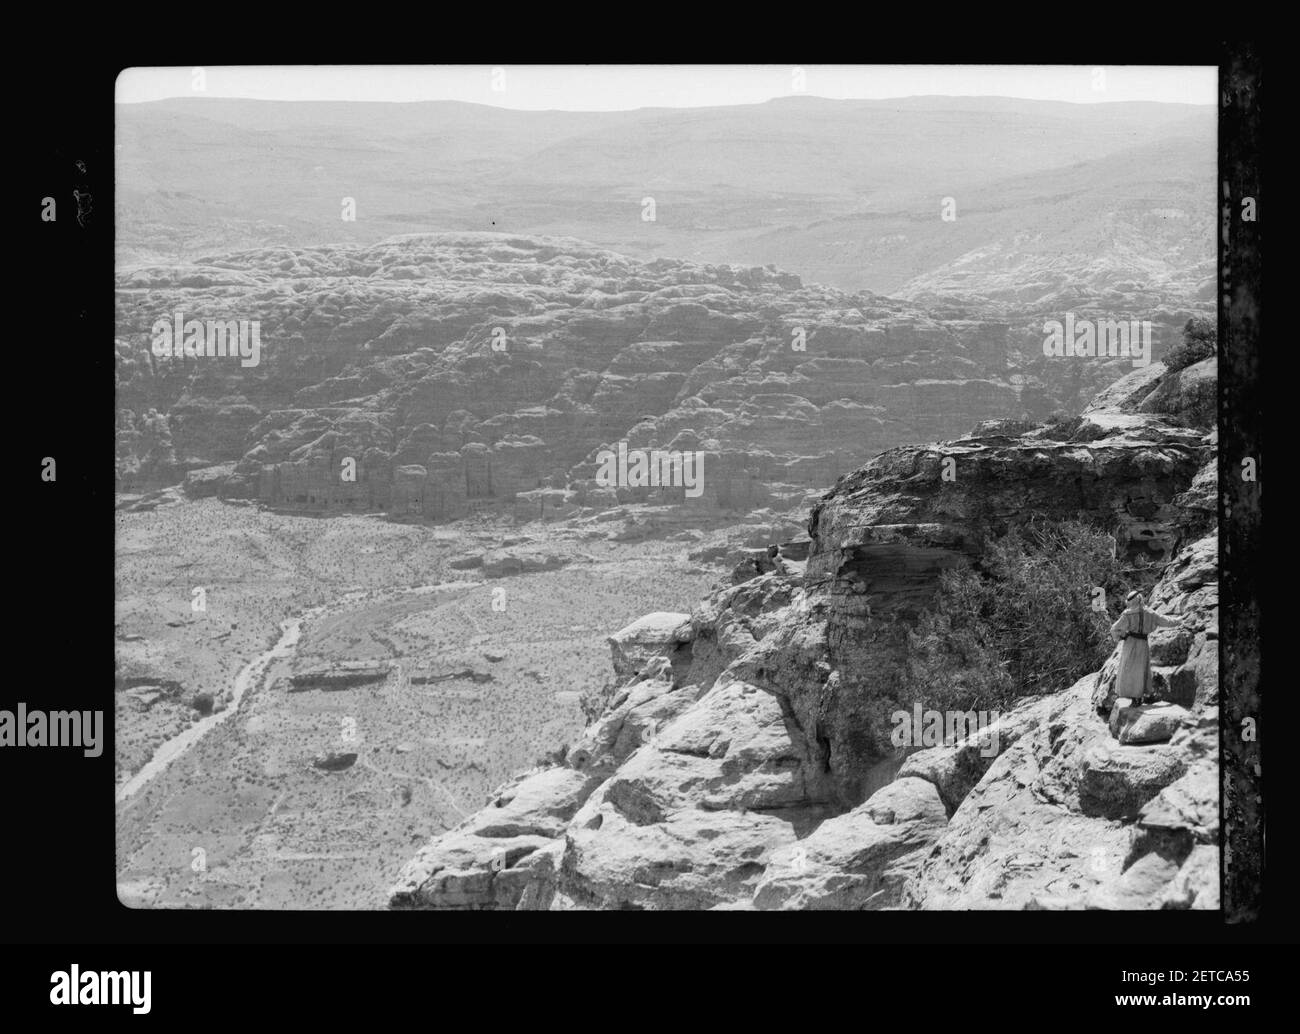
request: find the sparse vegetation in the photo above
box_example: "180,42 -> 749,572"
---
579,681 -> 618,725
893,519 -> 1160,715
1164,316 -> 1216,373
977,418 -> 1040,437
1042,410 -> 1084,439
116,498 -> 720,909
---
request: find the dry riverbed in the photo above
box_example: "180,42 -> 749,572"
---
115,498 -> 727,908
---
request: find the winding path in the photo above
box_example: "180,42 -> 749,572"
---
114,579 -> 483,806
115,611 -> 315,804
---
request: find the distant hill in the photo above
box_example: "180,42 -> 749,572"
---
115,96 -> 1214,300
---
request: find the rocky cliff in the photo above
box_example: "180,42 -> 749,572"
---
117,233 -> 1206,519
389,358 -> 1217,910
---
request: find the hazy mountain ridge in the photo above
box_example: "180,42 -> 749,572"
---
116,96 -> 1215,298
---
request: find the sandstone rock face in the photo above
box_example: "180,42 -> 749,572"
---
901,532 -> 1218,909
289,661 -> 392,690
785,406 -> 1210,806
480,550 -> 569,579
1110,702 -> 1190,745
749,777 -> 948,910
312,751 -> 358,772
391,767 -> 601,910
902,674 -> 1216,910
391,366 -> 1218,910
1137,357 -> 1216,428
606,613 -> 693,682
181,462 -> 237,499
118,486 -> 185,513
897,701 -> 1055,815
117,233 -> 1206,512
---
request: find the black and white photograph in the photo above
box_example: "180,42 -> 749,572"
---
0,49 -> 1276,1019
104,63 -> 1245,914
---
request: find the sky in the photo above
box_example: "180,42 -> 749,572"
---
115,65 -> 1217,110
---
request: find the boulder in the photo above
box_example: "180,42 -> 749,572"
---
481,550 -> 569,578
312,751 -> 358,772
1076,738 -> 1187,819
606,612 -> 692,681
898,692 -> 1058,814
390,767 -> 601,910
1110,701 -> 1189,744
751,778 -> 948,910
1137,357 -> 1216,428
181,462 -> 236,499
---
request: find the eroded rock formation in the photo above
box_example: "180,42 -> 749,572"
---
390,361 -> 1218,910
116,234 -> 1204,516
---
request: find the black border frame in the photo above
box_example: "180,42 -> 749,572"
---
10,38 -> 1274,951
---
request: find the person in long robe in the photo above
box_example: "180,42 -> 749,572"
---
1109,590 -> 1188,702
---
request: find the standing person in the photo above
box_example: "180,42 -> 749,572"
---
1110,591 -> 1188,703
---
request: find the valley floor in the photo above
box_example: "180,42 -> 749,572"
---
114,499 -> 724,908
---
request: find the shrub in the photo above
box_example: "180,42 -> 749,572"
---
1043,411 -> 1084,440
895,519 -> 1159,715
1163,316 -> 1216,373
579,681 -> 617,724
976,418 -> 1039,437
